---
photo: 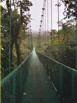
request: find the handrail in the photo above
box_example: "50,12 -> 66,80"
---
37,52 -> 77,102
37,52 -> 77,72
1,54 -> 31,85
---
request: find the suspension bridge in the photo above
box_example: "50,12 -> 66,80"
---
1,0 -> 77,103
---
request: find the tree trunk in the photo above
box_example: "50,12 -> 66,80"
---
14,37 -> 21,65
10,39 -> 14,65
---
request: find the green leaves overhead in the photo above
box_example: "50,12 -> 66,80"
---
62,0 -> 77,18
17,0 -> 32,11
1,0 -> 33,76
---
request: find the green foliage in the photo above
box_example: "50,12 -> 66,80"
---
1,7 -> 10,77
1,0 -> 33,77
45,23 -> 77,68
61,0 -> 77,18
58,23 -> 76,44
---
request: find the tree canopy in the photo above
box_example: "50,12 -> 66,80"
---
61,0 -> 77,19
1,0 -> 33,77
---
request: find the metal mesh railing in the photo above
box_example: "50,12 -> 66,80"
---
1,55 -> 31,103
1,52 -> 77,103
37,52 -> 77,103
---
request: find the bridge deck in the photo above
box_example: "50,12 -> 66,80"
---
2,49 -> 77,103
21,51 -> 60,103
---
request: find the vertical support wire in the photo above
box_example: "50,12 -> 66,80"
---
13,1 -> 16,102
30,26 -> 33,49
47,0 -> 48,44
9,0 -> 12,72
0,4 -> 1,103
27,11 -> 30,52
58,0 -> 59,33
76,18 -> 77,69
45,6 -> 46,45
50,0 -> 53,42
57,0 -> 61,41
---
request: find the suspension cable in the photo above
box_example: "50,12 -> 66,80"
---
56,0 -> 61,39
38,0 -> 46,48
